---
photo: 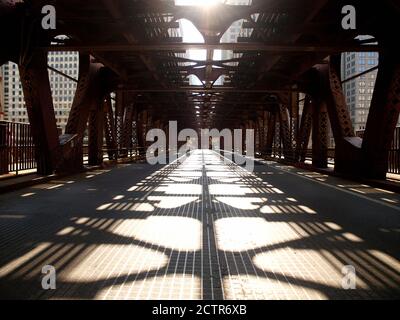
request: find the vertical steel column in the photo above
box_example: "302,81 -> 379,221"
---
164,120 -> 170,154
323,57 -> 355,140
241,123 -> 246,153
104,95 -> 117,160
88,99 -> 104,166
362,50 -> 400,179
146,110 -> 153,149
296,96 -> 313,162
265,112 -> 276,157
115,90 -> 125,152
274,115 -> 282,158
246,120 -> 254,155
260,111 -> 268,154
64,54 -> 106,171
121,102 -> 135,156
290,92 -> 300,151
137,109 -> 148,150
312,101 -> 329,168
256,112 -> 264,155
312,58 -> 358,174
278,104 -> 293,160
19,50 -> 60,175
253,119 -> 259,154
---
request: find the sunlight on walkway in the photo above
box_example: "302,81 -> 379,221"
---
0,150 -> 399,300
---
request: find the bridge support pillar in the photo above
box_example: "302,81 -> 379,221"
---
61,54 -> 107,172
312,100 -> 329,168
115,90 -> 125,154
296,96 -> 312,162
311,57 -> 359,173
247,120 -> 256,155
146,111 -> 153,150
279,104 -> 294,161
88,100 -> 104,166
136,109 -> 147,152
241,123 -> 247,154
121,102 -> 135,157
290,92 -> 300,153
311,52 -> 400,179
259,111 -> 268,155
255,112 -> 265,155
19,50 -> 60,175
265,112 -> 276,157
362,50 -> 400,179
324,57 -> 360,175
104,95 -> 117,160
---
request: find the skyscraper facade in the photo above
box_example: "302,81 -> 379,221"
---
341,51 -> 379,133
0,71 -> 4,121
220,0 -> 252,59
219,0 -> 253,85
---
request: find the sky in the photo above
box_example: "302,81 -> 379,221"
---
175,0 -> 226,84
175,0 -> 225,6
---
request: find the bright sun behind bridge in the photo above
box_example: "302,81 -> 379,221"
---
176,0 -> 223,7
200,0 -> 221,6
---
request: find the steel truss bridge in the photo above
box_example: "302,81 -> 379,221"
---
0,0 -> 399,180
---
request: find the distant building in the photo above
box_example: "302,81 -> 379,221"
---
220,0 -> 253,61
216,0 -> 253,86
341,51 -> 379,132
0,71 -> 4,121
0,51 -> 78,133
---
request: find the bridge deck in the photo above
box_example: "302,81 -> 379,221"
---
0,150 -> 399,300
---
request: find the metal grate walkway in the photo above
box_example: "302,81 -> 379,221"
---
0,150 -> 399,300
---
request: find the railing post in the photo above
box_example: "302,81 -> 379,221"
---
0,121 -> 8,175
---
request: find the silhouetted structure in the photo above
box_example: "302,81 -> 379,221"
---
0,0 -> 399,179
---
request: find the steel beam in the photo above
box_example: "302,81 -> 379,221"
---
121,103 -> 135,155
136,110 -> 147,150
324,57 -> 355,140
46,43 -> 381,53
0,1 -> 21,64
312,100 -> 329,168
104,95 -> 117,160
362,50 -> 400,179
265,112 -> 276,157
88,101 -> 104,166
19,50 -> 60,175
296,96 -> 313,162
278,104 -> 294,161
119,88 -> 297,93
311,58 -> 360,174
63,54 -> 107,171
115,90 -> 126,151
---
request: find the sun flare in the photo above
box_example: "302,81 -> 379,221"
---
175,0 -> 223,7
200,0 -> 221,6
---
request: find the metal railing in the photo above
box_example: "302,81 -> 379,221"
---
82,146 -> 147,165
357,127 -> 400,175
265,147 -> 336,165
266,136 -> 400,175
0,121 -> 148,177
1,120 -> 399,177
388,128 -> 400,174
0,121 -> 36,175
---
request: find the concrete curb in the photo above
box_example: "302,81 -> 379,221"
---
262,158 -> 400,194
0,158 -> 145,195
